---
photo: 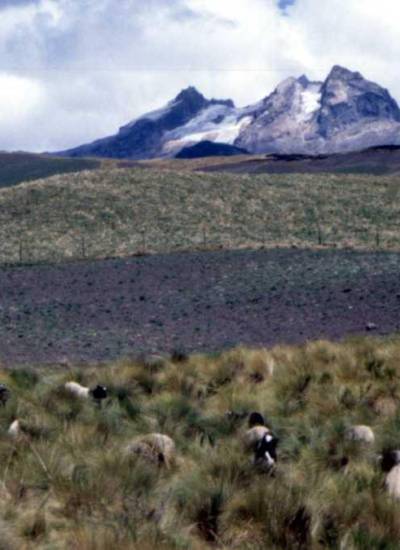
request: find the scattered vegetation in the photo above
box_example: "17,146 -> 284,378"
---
0,336 -> 400,547
0,168 -> 399,263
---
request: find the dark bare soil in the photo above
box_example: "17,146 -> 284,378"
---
1,248 -> 400,365
198,146 -> 400,175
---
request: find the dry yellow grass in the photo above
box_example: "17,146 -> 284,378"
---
0,336 -> 400,547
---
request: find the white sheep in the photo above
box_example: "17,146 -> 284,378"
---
64,382 -> 108,401
379,450 -> 400,499
8,419 -> 20,439
345,425 -> 375,444
65,381 -> 90,398
386,464 -> 400,499
125,433 -> 176,467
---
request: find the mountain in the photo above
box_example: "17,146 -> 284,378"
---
59,66 -> 400,159
61,87 -> 240,160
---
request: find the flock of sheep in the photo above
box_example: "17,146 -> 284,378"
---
2,379 -> 400,501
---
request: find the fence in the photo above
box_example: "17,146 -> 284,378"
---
0,222 -> 392,268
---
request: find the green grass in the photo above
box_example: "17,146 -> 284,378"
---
0,167 -> 400,263
1,337 -> 400,547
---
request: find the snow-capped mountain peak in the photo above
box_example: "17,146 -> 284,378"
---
59,66 -> 400,159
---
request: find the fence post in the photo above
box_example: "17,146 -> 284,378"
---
81,236 -> 86,258
317,220 -> 323,246
375,227 -> 380,248
140,229 -> 146,254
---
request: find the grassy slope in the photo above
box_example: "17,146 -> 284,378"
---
1,337 -> 400,548
0,168 -> 399,263
0,153 -> 101,189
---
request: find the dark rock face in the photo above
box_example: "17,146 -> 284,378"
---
175,140 -> 248,159
59,66 -> 400,159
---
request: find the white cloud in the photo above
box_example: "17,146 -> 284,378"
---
0,74 -> 43,123
0,0 -> 400,152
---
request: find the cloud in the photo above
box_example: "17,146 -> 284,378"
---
0,0 -> 399,152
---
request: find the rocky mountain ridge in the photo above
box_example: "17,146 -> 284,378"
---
59,66 -> 400,158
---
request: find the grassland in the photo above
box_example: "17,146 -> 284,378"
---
0,167 -> 399,264
1,336 -> 400,548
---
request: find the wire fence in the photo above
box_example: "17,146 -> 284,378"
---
0,222 -> 393,268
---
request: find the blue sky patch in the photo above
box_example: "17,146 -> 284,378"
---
279,0 -> 295,9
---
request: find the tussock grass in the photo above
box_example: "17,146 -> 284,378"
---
0,168 -> 400,263
1,337 -> 400,547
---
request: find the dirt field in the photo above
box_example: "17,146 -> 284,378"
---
1,248 -> 399,365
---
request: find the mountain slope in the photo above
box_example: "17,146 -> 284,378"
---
62,87 -> 239,160
59,66 -> 400,159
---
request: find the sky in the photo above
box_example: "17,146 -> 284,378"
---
0,0 -> 400,152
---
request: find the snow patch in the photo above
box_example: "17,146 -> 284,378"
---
301,85 -> 322,116
162,103 -> 253,154
122,100 -> 178,130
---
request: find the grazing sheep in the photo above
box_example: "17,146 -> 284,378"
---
90,385 -> 108,403
65,382 -> 108,402
243,411 -> 272,451
249,412 -> 267,428
381,450 -> 400,473
65,381 -> 90,398
345,425 -> 375,444
8,419 -> 20,439
0,384 -> 10,406
253,432 -> 279,470
243,426 -> 272,450
386,464 -> 400,499
125,433 -> 176,467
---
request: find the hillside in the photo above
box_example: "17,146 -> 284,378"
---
0,168 -> 400,264
1,337 -> 400,548
0,152 -> 101,189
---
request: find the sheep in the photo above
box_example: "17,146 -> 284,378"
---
242,411 -> 273,451
8,419 -> 20,439
65,381 -> 90,398
90,385 -> 108,403
64,382 -> 108,402
386,464 -> 400,499
381,450 -> 400,473
125,433 -> 176,468
0,384 -> 10,406
249,412 -> 267,428
253,432 -> 279,470
345,425 -> 375,444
